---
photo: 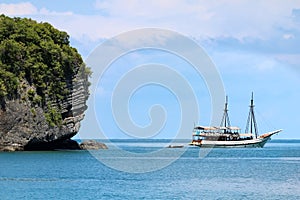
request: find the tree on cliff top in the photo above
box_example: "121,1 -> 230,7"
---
0,15 -> 91,125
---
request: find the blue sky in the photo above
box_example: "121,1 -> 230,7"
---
1,0 -> 300,139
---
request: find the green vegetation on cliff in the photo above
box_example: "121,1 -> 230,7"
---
0,15 -> 91,125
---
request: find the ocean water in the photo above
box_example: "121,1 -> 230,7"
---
0,139 -> 299,200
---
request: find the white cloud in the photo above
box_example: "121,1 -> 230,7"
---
255,59 -> 277,71
39,8 -> 73,16
2,1 -> 300,43
2,1 -> 300,57
275,54 -> 300,67
0,2 -> 37,15
91,0 -> 300,40
283,34 -> 295,40
0,2 -> 73,17
94,0 -> 210,19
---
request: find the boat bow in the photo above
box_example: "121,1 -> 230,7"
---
259,129 -> 283,139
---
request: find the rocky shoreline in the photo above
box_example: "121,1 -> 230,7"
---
0,139 -> 107,151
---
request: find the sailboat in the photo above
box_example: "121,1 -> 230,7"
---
190,93 -> 282,148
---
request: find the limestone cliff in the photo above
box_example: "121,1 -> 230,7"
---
0,15 -> 90,151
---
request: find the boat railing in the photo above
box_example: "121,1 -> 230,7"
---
193,127 -> 241,136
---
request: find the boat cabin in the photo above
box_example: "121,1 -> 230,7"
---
192,126 -> 242,141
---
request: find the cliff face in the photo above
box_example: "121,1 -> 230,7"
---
0,15 -> 90,151
0,70 -> 89,151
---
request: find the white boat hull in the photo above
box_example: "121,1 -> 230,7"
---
190,130 -> 282,148
190,138 -> 269,148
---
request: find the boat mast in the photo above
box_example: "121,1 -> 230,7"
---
220,96 -> 231,127
245,92 -> 258,138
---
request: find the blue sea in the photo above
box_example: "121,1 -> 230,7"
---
0,139 -> 299,200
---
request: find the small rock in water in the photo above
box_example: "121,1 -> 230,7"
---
80,140 -> 108,150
